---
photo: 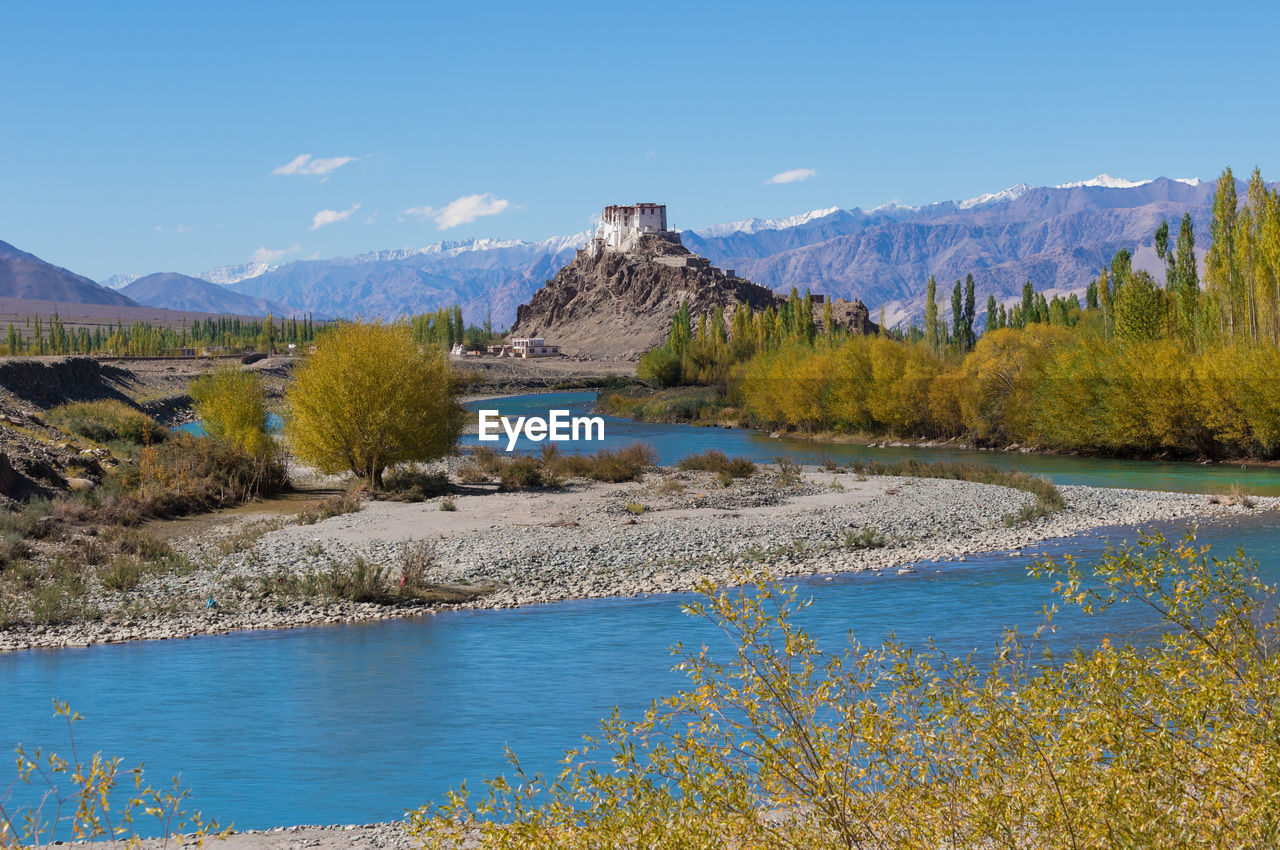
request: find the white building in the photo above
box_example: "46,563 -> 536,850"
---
585,203 -> 670,256
509,337 -> 561,358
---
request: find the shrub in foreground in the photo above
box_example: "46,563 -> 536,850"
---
412,533 -> 1280,848
2,701 -> 225,847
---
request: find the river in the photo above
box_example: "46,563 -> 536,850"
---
3,392 -> 1278,830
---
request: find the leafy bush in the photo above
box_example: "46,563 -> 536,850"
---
399,541 -> 437,589
378,467 -> 451,502
3,701 -> 225,847
636,347 -> 682,388
285,320 -> 465,488
412,534 -> 1280,847
0,531 -> 32,566
46,400 -> 167,446
499,456 -> 544,491
189,368 -> 273,456
127,432 -> 288,518
551,443 -> 657,483
440,498 -> 457,511
774,457 -> 802,486
320,559 -> 392,603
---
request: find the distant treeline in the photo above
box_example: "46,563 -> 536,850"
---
1,313 -> 321,357
0,304 -> 511,358
625,165 -> 1280,459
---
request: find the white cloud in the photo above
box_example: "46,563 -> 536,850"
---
250,244 -> 301,264
404,193 -> 510,230
272,153 -> 358,177
765,168 -> 817,185
175,224 -> 192,234
153,225 -> 163,234
311,203 -> 362,230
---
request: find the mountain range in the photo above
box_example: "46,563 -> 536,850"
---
213,174 -> 1225,329
1,174 -> 1240,329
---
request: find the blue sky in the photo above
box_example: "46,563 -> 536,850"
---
2,0 -> 1277,281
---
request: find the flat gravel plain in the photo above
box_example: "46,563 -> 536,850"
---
1,465 -> 1269,652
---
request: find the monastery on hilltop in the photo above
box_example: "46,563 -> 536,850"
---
585,203 -> 675,256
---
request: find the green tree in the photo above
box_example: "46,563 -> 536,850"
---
962,274 -> 976,350
189,369 -> 273,457
285,321 -> 464,488
637,347 -> 682,387
950,280 -> 962,349
1174,213 -> 1200,347
1207,167 -> 1240,340
924,276 -> 940,350
1115,269 -> 1163,342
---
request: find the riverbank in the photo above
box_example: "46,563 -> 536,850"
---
1,461 -> 1269,653
597,385 -> 1280,468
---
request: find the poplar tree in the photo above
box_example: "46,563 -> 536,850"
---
962,274 -> 976,350
1207,167 -> 1239,340
924,276 -> 939,350
1174,213 -> 1199,347
950,281 -> 962,350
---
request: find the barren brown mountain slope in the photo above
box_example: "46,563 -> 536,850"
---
512,234 -> 779,360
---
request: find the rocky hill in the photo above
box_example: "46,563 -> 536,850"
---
0,239 -> 138,307
510,235 -> 783,360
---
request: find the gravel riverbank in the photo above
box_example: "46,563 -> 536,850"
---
1,465 -> 1271,653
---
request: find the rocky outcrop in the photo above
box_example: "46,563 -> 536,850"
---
511,235 -> 784,360
817,297 -> 877,336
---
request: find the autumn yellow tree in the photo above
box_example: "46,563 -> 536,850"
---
285,321 -> 464,488
189,368 -> 274,457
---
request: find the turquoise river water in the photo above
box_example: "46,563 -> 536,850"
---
3,391 -> 1279,829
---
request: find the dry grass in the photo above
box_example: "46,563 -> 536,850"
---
459,443 -> 657,490
678,450 -> 756,479
1210,483 -> 1256,508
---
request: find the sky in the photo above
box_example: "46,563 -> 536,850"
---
2,0 -> 1278,281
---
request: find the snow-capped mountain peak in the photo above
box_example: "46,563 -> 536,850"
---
1054,174 -> 1205,190
692,207 -> 841,238
100,273 -> 142,290
956,183 -> 1032,210
202,262 -> 276,285
1054,174 -> 1153,190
